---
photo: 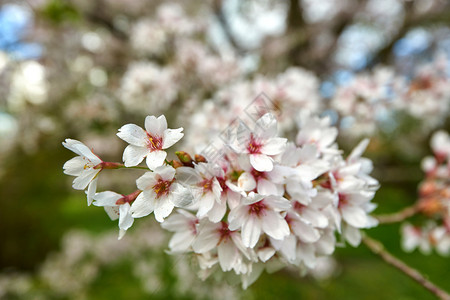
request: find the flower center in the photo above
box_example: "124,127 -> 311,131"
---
248,200 -> 267,217
153,178 -> 174,199
247,134 -> 262,154
147,132 -> 163,151
199,178 -> 213,193
218,221 -> 232,244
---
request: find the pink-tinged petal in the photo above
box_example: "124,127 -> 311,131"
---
130,192 -> 155,218
261,138 -> 287,155
242,192 -> 265,205
347,138 -> 370,163
257,247 -> 275,262
274,234 -> 297,262
255,113 -> 277,139
250,154 -> 273,172
226,189 -> 241,210
291,218 -> 320,243
341,205 -> 369,228
162,128 -> 184,149
197,192 -> 216,217
175,167 -> 202,185
301,207 -> 328,228
264,195 -> 291,211
169,231 -> 196,252
119,203 -> 134,230
93,191 -> 122,207
154,197 -> 175,222
63,156 -> 86,176
146,150 -> 167,170
228,206 -> 248,230
241,217 -> 261,248
136,172 -> 158,190
218,239 -> 238,271
296,243 -> 316,269
236,122 -> 252,149
86,177 -> 98,206
261,211 -> 289,240
145,115 -> 167,136
154,165 -> 176,181
343,225 -> 361,247
122,145 -> 148,167
117,124 -> 148,146
207,199 -> 227,223
170,183 -> 194,207
161,209 -> 193,231
257,178 -> 278,196
192,223 -> 220,253
104,206 -> 120,221
72,169 -> 99,190
238,172 -> 256,192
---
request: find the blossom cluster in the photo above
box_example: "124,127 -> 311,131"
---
63,112 -> 378,287
331,58 -> 450,137
401,130 -> 450,255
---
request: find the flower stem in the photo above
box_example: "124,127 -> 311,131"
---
375,204 -> 419,224
362,235 -> 450,300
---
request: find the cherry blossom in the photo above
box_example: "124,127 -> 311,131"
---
117,115 -> 184,170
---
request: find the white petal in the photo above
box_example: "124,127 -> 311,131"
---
257,178 -> 278,196
192,223 -> 219,253
261,211 -> 290,240
175,167 -> 202,185
145,115 -> 167,136
197,193 -> 216,217
71,143 -> 101,164
257,247 -> 275,262
218,239 -> 238,271
104,206 -> 120,220
255,113 -> 277,139
341,205 -> 369,228
261,138 -> 287,155
170,183 -> 194,207
291,218 -> 320,243
343,225 -> 362,247
154,197 -> 175,222
146,150 -> 167,170
86,178 -> 98,206
241,217 -> 261,248
238,172 -> 257,192
136,172 -> 158,190
169,231 -> 196,252
250,154 -> 273,172
62,139 -> 84,155
63,156 -> 86,176
117,124 -> 148,146
122,145 -> 148,167
301,207 -> 328,228
72,169 -> 99,190
207,199 -> 227,223
93,191 -> 122,206
154,165 -> 176,181
162,128 -> 184,149
119,203 -> 134,230
130,192 -> 155,218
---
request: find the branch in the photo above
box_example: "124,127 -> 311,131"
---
375,204 -> 420,224
212,0 -> 246,54
363,235 -> 450,300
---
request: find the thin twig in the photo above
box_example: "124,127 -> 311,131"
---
375,204 -> 419,224
362,235 -> 450,300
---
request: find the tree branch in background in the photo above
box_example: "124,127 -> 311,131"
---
363,235 -> 450,300
375,204 -> 420,224
212,0 -> 246,54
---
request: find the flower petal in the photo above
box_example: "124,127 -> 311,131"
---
261,211 -> 290,240
146,150 -> 167,170
145,115 -> 167,136
218,239 -> 238,272
72,169 -> 99,190
154,197 -> 175,222
119,203 -> 134,230
250,154 -> 273,172
241,217 -> 261,248
130,192 -> 155,218
117,124 -> 148,146
163,127 -> 184,149
122,145 -> 148,167
261,138 -> 287,155
86,177 -> 98,206
93,190 -> 122,206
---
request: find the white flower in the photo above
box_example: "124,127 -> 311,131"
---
63,139 -> 102,205
93,191 -> 136,239
228,193 -> 291,248
131,165 -> 193,222
161,209 -> 198,253
176,163 -> 225,222
233,113 -> 287,172
192,220 -> 253,273
117,115 -> 184,170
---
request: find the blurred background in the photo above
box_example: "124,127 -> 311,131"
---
0,0 -> 449,299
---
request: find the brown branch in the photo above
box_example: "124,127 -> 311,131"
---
363,235 -> 450,300
212,0 -> 246,54
375,204 -> 420,224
